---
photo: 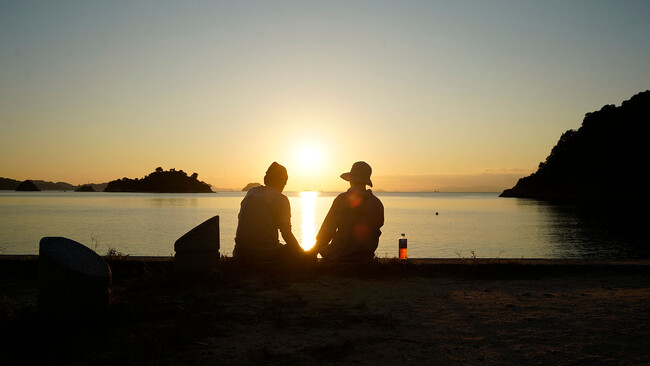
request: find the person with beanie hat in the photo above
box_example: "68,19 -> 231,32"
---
234,162 -> 305,261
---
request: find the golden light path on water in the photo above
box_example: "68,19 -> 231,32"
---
300,191 -> 318,250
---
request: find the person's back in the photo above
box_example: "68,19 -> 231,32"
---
317,187 -> 384,261
234,185 -> 289,260
314,161 -> 384,262
233,162 -> 303,262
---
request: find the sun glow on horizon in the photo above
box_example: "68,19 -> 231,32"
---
299,190 -> 318,250
2,2 -> 648,193
294,142 -> 326,174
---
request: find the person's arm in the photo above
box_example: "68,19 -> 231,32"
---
279,224 -> 301,249
375,198 -> 385,229
277,196 -> 301,250
312,196 -> 340,253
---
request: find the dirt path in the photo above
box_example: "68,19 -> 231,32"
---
200,274 -> 650,365
2,261 -> 650,365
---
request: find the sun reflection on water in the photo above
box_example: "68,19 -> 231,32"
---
300,191 -> 318,250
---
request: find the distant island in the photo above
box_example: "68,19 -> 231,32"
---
0,177 -> 20,190
501,90 -> 650,202
242,182 -> 262,191
104,167 -> 213,193
15,180 -> 40,191
75,185 -> 96,192
0,178 -> 84,191
1,171 -> 212,193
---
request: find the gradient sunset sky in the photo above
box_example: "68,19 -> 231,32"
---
2,1 -> 649,192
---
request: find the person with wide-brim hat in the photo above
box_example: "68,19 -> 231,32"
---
311,161 -> 384,262
340,161 -> 374,187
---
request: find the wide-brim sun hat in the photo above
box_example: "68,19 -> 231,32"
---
341,161 -> 373,187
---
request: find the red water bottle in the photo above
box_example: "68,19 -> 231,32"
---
399,233 -> 407,259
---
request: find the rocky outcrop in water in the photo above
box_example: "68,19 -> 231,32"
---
501,90 -> 650,202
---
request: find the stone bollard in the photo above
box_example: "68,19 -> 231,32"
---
38,237 -> 112,319
174,215 -> 220,276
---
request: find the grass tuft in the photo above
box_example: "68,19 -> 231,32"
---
105,245 -> 129,260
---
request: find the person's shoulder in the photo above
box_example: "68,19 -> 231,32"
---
242,185 -> 263,199
334,191 -> 349,201
247,185 -> 265,194
267,187 -> 289,204
324,192 -> 346,208
279,192 -> 290,203
366,190 -> 384,205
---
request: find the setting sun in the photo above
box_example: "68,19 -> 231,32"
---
295,143 -> 325,173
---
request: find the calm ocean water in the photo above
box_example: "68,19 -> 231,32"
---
1,191 -> 648,258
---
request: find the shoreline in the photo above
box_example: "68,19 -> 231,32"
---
4,254 -> 650,263
3,254 -> 650,272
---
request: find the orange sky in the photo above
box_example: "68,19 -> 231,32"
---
1,1 -> 649,191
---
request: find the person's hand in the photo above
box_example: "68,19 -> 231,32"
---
305,247 -> 319,259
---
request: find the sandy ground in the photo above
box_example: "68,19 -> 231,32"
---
2,259 -> 650,365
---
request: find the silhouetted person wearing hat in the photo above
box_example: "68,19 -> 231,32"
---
312,161 -> 384,262
234,162 -> 304,261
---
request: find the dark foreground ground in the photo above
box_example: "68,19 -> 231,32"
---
1,256 -> 650,365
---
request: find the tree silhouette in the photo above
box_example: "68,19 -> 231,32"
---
104,167 -> 213,193
501,90 -> 650,202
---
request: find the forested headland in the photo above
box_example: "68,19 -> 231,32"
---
501,90 -> 650,202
